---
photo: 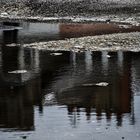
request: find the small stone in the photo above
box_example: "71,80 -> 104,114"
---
0,12 -> 9,17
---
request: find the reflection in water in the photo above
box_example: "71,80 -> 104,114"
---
0,23 -> 140,140
1,21 -> 140,44
0,78 -> 41,131
53,52 -> 133,127
21,22 -> 140,43
0,45 -> 137,129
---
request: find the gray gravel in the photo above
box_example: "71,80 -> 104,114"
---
0,0 -> 140,17
21,32 -> 140,52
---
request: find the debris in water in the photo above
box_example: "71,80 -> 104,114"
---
106,55 -> 111,58
6,43 -> 19,47
8,70 -> 27,74
95,82 -> 109,86
50,53 -> 63,56
82,82 -> 109,87
82,83 -> 95,87
45,93 -> 55,101
44,92 -> 56,105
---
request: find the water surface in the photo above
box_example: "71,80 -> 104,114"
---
0,22 -> 140,140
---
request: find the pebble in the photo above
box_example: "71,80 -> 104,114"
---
0,12 -> 9,17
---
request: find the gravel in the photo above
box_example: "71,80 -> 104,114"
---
22,32 -> 140,52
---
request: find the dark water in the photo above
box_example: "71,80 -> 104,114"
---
0,22 -> 140,140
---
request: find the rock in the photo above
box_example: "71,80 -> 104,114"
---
45,93 -> 55,101
0,12 -> 9,17
73,45 -> 83,49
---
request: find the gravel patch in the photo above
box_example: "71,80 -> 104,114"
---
22,32 -> 140,52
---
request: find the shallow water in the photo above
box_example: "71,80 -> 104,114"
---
0,22 -> 140,140
1,21 -> 140,44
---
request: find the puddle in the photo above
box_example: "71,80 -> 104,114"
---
1,21 -> 140,45
0,47 -> 140,140
0,20 -> 140,140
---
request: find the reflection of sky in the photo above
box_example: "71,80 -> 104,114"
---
0,104 -> 139,140
30,105 -> 140,140
22,23 -> 60,34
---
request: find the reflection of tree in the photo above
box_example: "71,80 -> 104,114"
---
0,39 -> 42,131
0,78 -> 42,131
0,43 -> 137,131
0,41 -> 71,131
56,52 -> 134,127
3,29 -> 18,44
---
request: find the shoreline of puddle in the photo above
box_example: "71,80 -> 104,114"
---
0,17 -> 140,52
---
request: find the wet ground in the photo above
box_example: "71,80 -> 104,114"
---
0,21 -> 140,140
